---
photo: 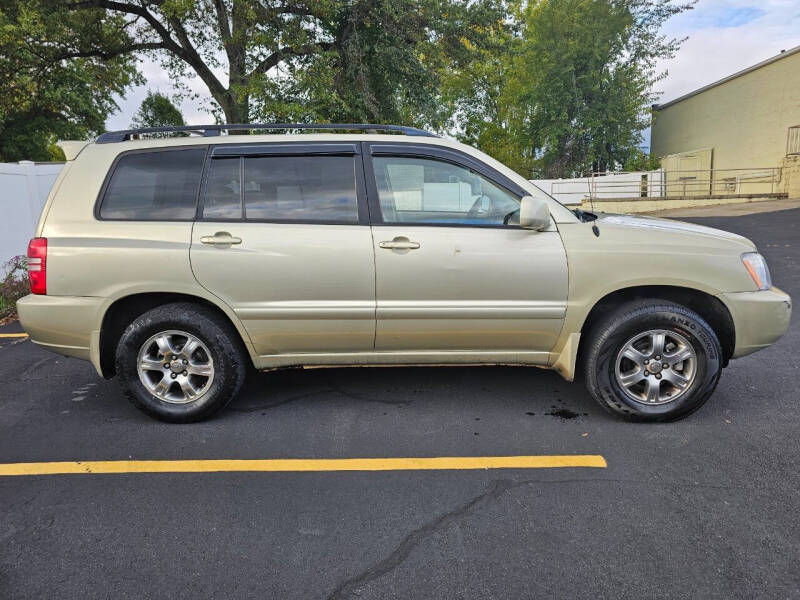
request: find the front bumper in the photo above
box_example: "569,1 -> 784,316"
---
718,287 -> 792,358
17,294 -> 104,370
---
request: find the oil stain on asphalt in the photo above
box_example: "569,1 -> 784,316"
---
545,408 -> 587,420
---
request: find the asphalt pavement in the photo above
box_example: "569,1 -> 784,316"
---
1,206 -> 798,599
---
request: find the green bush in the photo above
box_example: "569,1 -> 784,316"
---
0,255 -> 30,319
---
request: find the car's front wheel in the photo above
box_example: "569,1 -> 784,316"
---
583,300 -> 723,421
115,302 -> 247,422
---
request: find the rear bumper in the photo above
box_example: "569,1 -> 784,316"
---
17,294 -> 104,371
718,287 -> 792,358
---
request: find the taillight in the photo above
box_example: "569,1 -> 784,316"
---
27,238 -> 47,295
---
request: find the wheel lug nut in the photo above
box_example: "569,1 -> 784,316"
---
655,373 -> 662,379
655,355 -> 661,360
662,363 -> 668,369
182,370 -> 188,376
171,373 -> 177,379
183,359 -> 188,365
644,359 -> 650,365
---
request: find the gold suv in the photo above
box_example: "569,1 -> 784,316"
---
18,124 -> 792,422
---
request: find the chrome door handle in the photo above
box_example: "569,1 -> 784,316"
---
379,238 -> 420,250
200,231 -> 242,248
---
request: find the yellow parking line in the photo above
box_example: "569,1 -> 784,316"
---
0,333 -> 28,338
0,455 -> 606,476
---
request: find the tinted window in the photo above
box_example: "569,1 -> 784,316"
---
203,158 -> 242,219
203,155 -> 359,223
100,149 -> 205,220
371,156 -> 519,225
244,156 -> 358,222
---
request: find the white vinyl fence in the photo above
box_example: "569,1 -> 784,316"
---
0,162 -> 63,271
531,171 -> 665,205
529,178 -> 590,205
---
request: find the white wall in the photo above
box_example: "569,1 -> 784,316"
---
0,162 -> 63,270
531,171 -> 665,205
529,179 -> 591,205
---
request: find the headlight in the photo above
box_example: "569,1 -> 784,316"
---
741,253 -> 772,290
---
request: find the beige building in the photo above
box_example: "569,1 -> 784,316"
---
651,45 -> 800,199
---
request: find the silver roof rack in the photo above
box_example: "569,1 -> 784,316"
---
96,123 -> 438,143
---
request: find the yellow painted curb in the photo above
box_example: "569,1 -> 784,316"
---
0,333 -> 28,338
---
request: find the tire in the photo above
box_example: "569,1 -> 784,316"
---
583,299 -> 722,422
115,302 -> 247,423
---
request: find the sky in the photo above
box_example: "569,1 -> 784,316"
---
643,0 -> 800,148
106,0 -> 800,149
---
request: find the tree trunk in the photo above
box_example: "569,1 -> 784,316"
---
225,0 -> 250,128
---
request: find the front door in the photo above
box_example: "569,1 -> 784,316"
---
365,144 -> 568,355
190,143 -> 375,356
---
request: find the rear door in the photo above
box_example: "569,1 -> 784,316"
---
190,143 -> 376,356
364,143 -> 568,354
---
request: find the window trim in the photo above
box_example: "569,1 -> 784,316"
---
198,142 -> 369,225
94,145 -> 210,222
363,142 -> 528,229
211,142 -> 361,157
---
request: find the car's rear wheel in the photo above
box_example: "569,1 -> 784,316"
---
583,299 -> 723,421
115,302 -> 247,422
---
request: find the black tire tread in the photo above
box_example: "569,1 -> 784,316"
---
583,299 -> 722,422
114,302 -> 247,423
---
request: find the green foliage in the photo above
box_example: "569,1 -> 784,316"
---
34,0 -> 503,129
0,255 -> 30,318
445,0 -> 692,178
0,0 -> 141,162
623,149 -> 661,172
130,91 -> 185,130
1,0 -> 689,175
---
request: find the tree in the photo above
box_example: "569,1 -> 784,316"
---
445,0 -> 692,178
622,149 -> 661,172
130,91 -> 185,129
37,0 -> 501,128
0,0 -> 140,161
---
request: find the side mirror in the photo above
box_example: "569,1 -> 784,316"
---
519,196 -> 551,230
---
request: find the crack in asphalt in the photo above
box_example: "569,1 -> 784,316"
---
327,383 -> 411,406
327,477 -> 776,600
228,389 -> 334,413
0,337 -> 28,351
230,382 -> 409,413
326,478 -> 514,600
18,356 -> 58,381
324,474 -> 754,599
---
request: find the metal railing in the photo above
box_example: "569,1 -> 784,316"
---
549,167 -> 784,202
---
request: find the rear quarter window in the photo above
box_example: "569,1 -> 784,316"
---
99,148 -> 206,220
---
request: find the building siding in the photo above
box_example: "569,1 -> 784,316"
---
651,48 -> 800,171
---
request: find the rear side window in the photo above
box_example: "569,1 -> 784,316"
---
203,158 -> 242,219
202,155 -> 359,223
99,149 -> 206,220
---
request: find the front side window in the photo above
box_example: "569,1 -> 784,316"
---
371,156 -> 519,225
202,155 -> 359,223
99,149 -> 206,220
